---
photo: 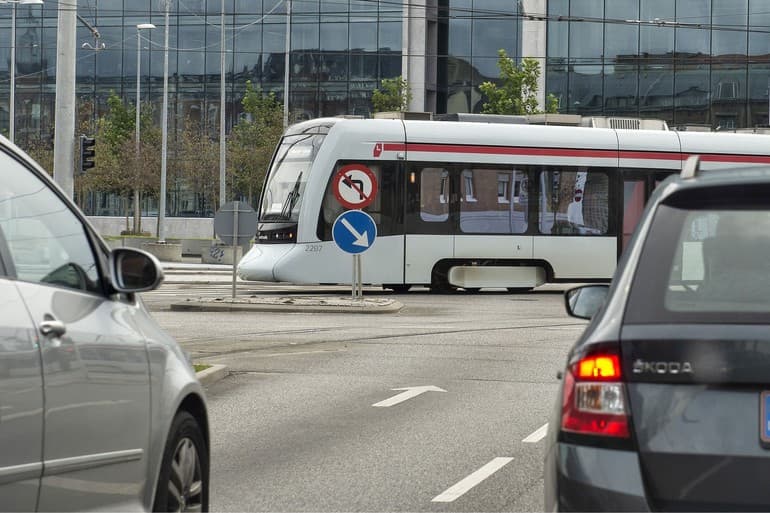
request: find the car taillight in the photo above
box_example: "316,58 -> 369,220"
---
561,351 -> 630,438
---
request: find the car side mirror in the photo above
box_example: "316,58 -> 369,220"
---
109,248 -> 164,293
565,285 -> 609,320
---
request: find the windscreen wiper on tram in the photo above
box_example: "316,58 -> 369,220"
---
280,172 -> 303,220
261,134 -> 314,221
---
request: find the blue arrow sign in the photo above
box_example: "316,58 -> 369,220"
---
332,210 -> 377,254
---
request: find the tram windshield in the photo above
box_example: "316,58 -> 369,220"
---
260,133 -> 326,222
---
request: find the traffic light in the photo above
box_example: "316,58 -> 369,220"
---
80,135 -> 96,173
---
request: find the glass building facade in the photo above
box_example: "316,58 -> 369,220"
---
546,0 -> 770,129
0,0 -> 403,144
1,1 -> 768,218
437,0 -> 521,114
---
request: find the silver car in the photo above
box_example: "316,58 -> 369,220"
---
0,138 -> 209,512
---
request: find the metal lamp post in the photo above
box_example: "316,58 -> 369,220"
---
135,24 -> 155,154
134,23 -> 155,227
159,0 -> 171,242
283,0 -> 291,128
219,0 -> 226,207
2,0 -> 44,143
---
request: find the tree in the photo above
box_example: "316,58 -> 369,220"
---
228,81 -> 284,205
171,118 -> 219,214
82,92 -> 161,234
479,50 -> 559,116
19,135 -> 54,176
371,76 -> 412,113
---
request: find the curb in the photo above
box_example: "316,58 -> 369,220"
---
163,280 -> 247,285
195,364 -> 229,387
170,298 -> 404,314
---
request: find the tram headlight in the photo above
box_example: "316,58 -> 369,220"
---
258,225 -> 297,243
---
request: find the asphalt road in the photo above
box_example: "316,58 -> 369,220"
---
143,282 -> 586,511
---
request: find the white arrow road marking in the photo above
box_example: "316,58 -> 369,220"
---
341,218 -> 370,247
522,423 -> 548,443
371,386 -> 447,407
431,457 -> 514,503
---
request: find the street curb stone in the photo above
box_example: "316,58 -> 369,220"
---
195,364 -> 229,387
170,296 -> 404,314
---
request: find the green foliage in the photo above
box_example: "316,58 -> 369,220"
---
227,81 -> 284,204
101,93 -> 136,148
546,93 -> 560,114
479,50 -> 558,115
79,92 -> 161,233
18,135 -> 54,176
371,76 -> 412,113
171,118 -> 220,210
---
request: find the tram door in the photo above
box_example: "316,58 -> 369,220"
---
404,166 -> 456,284
622,170 -> 675,253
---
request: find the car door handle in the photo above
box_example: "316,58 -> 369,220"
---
40,319 -> 67,338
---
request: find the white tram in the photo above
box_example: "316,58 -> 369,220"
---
237,117 -> 770,292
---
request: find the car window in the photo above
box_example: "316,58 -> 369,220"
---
0,151 -> 102,294
626,201 -> 770,324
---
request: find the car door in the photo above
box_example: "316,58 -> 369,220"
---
0,227 -> 44,512
0,150 -> 151,511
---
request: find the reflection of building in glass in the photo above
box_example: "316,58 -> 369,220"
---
546,0 -> 770,129
539,170 -> 608,235
0,1 -> 768,218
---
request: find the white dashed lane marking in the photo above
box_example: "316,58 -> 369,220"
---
431,457 -> 514,503
522,423 -> 548,443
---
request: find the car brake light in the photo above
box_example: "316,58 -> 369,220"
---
561,351 -> 630,438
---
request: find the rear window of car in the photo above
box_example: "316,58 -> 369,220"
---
625,186 -> 770,324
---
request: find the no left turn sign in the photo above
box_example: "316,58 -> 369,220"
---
333,164 -> 378,210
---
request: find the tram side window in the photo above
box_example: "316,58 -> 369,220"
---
420,168 -> 450,222
317,161 -> 403,241
460,168 -> 528,234
539,169 -> 609,235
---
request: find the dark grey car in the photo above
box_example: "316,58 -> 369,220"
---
544,158 -> 770,511
0,138 -> 209,511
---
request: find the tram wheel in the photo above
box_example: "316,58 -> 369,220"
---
430,284 -> 457,294
384,284 -> 411,293
506,287 -> 532,293
463,287 -> 481,293
430,266 -> 457,294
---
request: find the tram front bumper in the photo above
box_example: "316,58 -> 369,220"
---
236,244 -> 295,282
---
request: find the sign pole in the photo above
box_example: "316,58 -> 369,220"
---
232,201 -> 239,299
356,254 -> 363,300
331,206 -> 377,301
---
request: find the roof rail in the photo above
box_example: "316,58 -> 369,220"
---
680,155 -> 701,179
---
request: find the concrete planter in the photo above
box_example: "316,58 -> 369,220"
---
104,238 -> 125,250
201,244 -> 243,265
181,239 -> 215,257
123,237 -> 156,249
141,242 -> 183,263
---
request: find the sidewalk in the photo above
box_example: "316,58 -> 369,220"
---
160,260 -> 246,284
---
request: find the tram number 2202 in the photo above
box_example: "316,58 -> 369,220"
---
304,245 -> 323,253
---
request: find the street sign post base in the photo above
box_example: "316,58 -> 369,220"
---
352,254 -> 363,301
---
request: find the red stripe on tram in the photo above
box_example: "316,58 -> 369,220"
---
378,142 -> 770,165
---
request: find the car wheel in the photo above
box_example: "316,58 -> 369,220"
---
153,411 -> 209,513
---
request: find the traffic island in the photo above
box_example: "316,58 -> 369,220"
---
195,364 -> 229,387
170,295 -> 403,314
